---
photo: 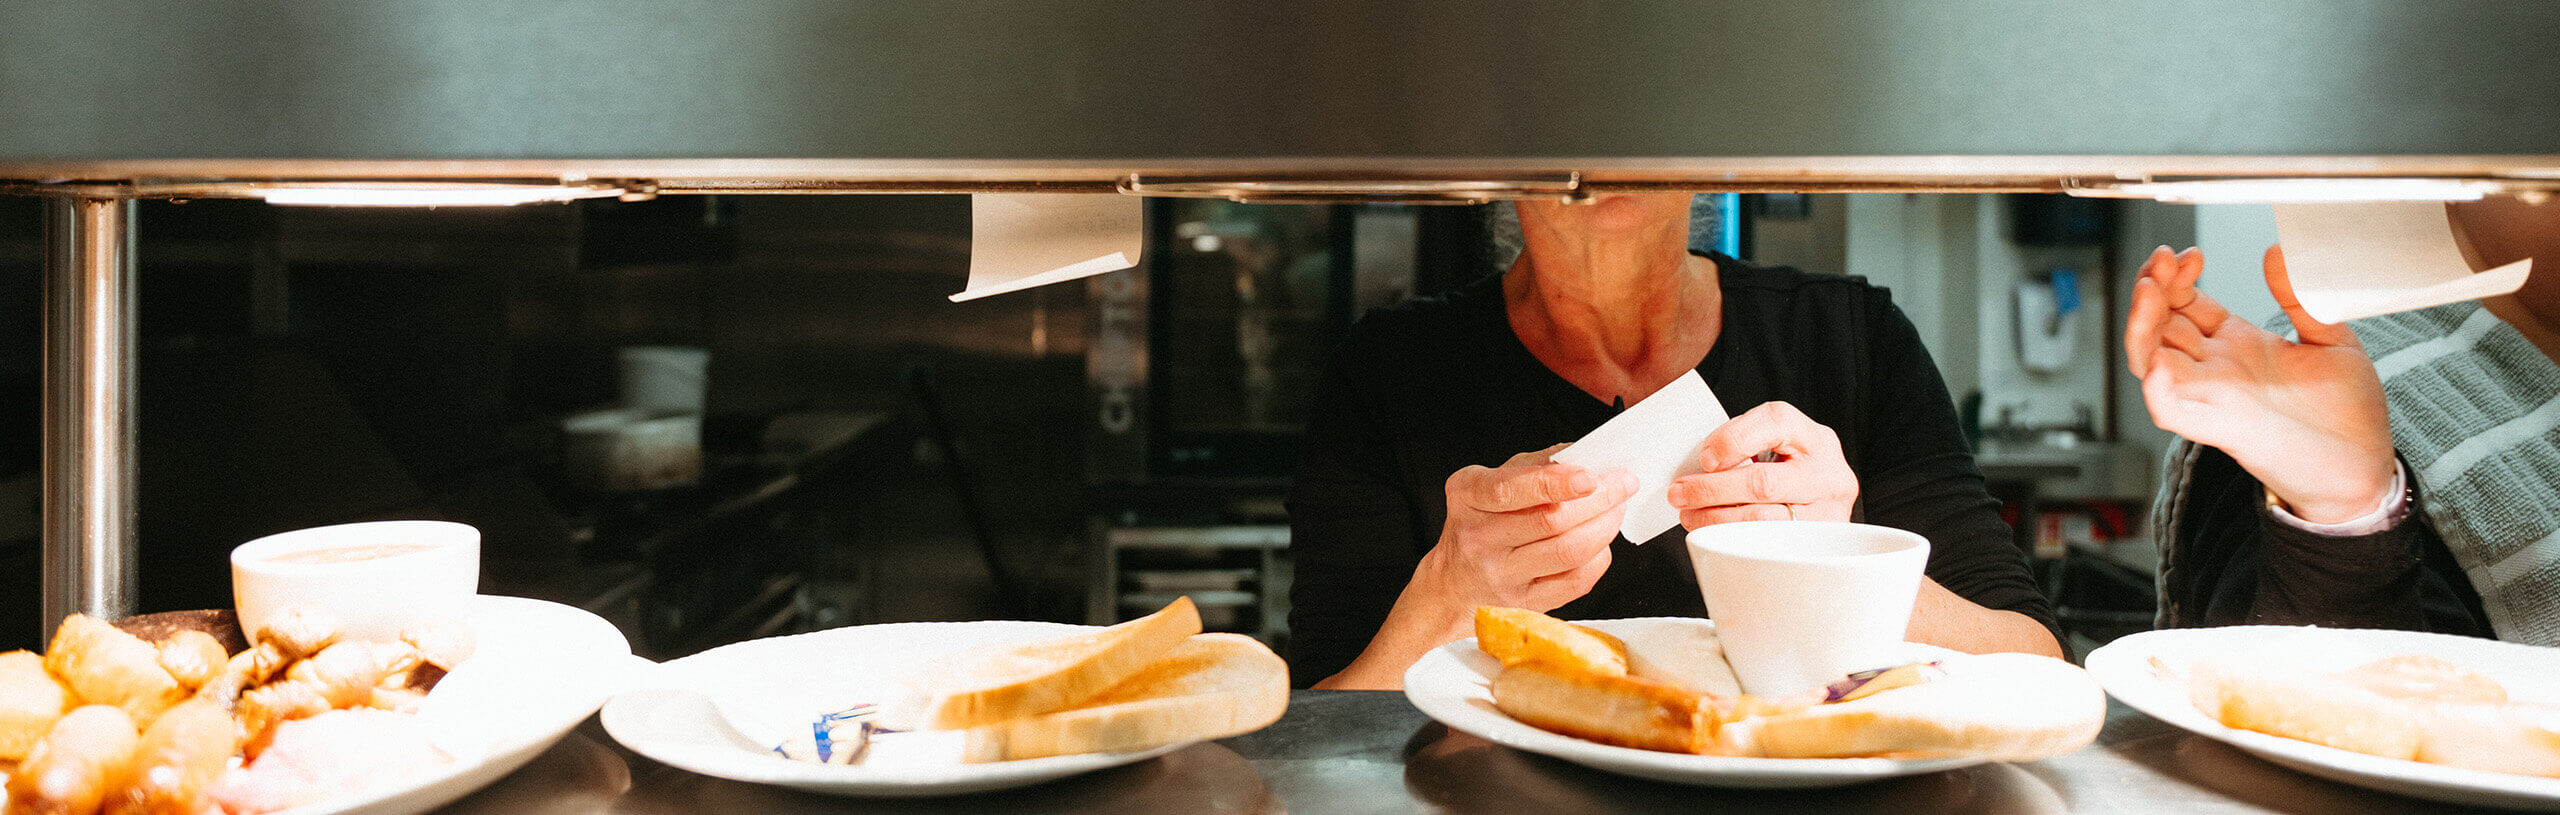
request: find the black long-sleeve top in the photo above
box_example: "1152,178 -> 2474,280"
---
2157,444 -> 2491,636
1283,255 -> 2060,687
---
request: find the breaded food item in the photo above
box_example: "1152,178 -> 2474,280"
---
959,633 -> 1288,762
0,650 -> 70,761
2341,654 -> 2507,705
2189,657 -> 2424,760
886,596 -> 1203,731
1490,661 -> 1706,754
1473,606 -> 1628,678
1724,653 -> 2103,761
106,698 -> 238,815
44,615 -> 186,730
5,704 -> 141,815
154,631 -> 228,693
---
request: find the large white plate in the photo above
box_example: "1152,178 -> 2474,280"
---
2087,625 -> 2560,811
1402,616 -> 1986,788
600,620 -> 1193,798
279,594 -> 638,815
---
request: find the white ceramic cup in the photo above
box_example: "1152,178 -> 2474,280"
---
1686,520 -> 1929,695
231,520 -> 481,643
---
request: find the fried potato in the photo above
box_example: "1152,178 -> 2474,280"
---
5,704 -> 140,815
43,615 -> 186,730
191,642 -> 286,712
0,650 -> 70,761
153,631 -> 227,693
253,607 -> 341,662
281,641 -> 396,710
1473,606 -> 1628,678
237,681 -> 332,759
1489,661 -> 1706,754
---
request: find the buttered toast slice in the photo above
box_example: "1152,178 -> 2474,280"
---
960,632 -> 1288,762
1722,653 -> 2103,761
888,596 -> 1202,731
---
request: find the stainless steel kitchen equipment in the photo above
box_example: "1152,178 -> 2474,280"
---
3,0 -> 2555,626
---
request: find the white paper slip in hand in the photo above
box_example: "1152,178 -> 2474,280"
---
2273,202 -> 2532,324
1550,371 -> 1729,543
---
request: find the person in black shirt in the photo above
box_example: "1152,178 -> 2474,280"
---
1287,193 -> 2062,689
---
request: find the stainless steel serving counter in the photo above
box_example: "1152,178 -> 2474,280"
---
434,690 -> 2514,814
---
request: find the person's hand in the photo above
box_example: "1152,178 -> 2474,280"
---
2125,245 -> 2397,524
1669,402 -> 1859,527
1414,444 -> 1639,613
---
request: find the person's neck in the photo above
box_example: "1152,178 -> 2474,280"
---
1504,244 -> 1719,405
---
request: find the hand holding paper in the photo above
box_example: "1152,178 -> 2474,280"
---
1551,371 -> 1730,542
1669,401 -> 1862,529
1421,444 -> 1637,614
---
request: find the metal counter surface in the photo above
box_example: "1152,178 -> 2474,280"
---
435,690 -> 2519,814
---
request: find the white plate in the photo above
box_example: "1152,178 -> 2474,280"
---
2087,625 -> 2560,811
283,594 -> 638,815
601,620 -> 1192,798
1402,616 -> 1985,788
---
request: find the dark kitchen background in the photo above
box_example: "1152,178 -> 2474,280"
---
2,192 -> 2167,659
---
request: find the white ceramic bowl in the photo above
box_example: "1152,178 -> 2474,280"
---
230,520 -> 480,643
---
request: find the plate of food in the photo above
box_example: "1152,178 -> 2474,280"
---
2086,625 -> 2560,811
0,594 -> 635,815
601,596 -> 1289,797
1402,609 -> 2105,788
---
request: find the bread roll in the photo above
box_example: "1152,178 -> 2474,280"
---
1728,653 -> 2102,761
959,633 -> 1287,762
886,596 -> 1202,731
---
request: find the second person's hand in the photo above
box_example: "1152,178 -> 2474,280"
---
2124,245 -> 2397,524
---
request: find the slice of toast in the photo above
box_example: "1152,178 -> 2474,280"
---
1489,660 -> 1706,754
1474,606 -> 1628,678
2188,655 -> 2423,761
1723,653 -> 2103,761
959,633 -> 1288,762
888,596 -> 1202,731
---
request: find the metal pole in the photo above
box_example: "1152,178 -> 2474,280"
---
41,197 -> 137,629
